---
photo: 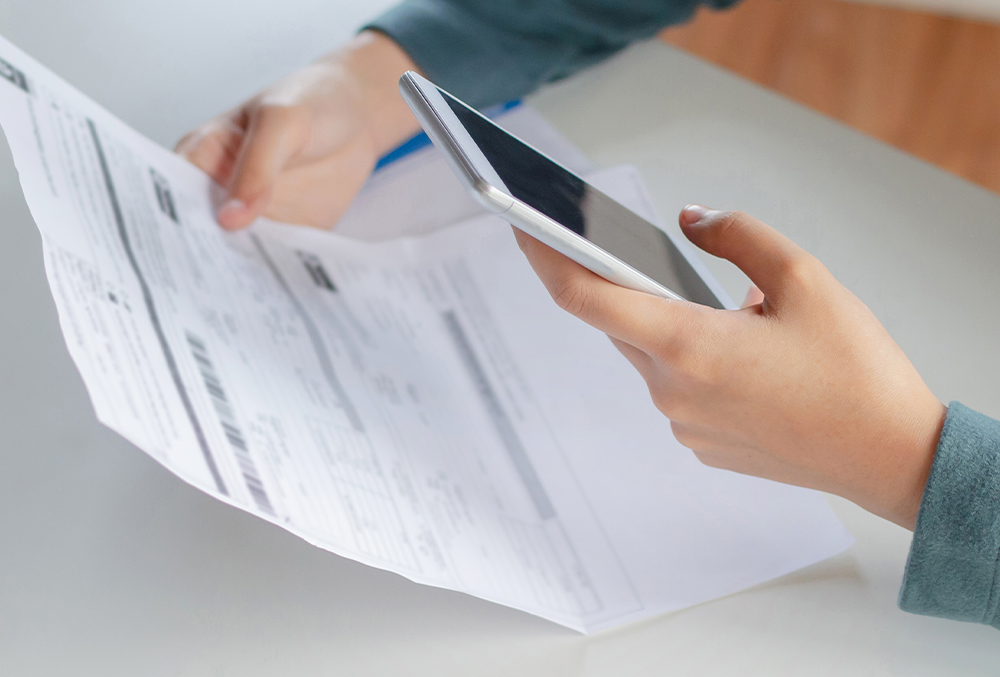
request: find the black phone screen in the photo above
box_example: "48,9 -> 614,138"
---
441,91 -> 724,309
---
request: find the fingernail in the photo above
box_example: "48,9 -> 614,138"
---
216,198 -> 246,228
681,204 -> 713,226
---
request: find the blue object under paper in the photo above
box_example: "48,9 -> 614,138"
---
374,100 -> 521,171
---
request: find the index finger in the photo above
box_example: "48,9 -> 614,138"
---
174,118 -> 245,185
512,227 -> 701,355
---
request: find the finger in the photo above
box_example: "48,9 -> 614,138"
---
512,227 -> 700,354
175,120 -> 245,186
607,335 -> 654,374
670,420 -> 706,450
218,105 -> 309,231
742,284 -> 764,308
679,206 -> 816,307
174,130 -> 200,156
175,106 -> 247,159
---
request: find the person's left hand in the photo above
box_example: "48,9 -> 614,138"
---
513,206 -> 947,530
175,31 -> 420,231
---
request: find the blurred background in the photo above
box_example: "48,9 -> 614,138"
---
663,0 -> 1000,196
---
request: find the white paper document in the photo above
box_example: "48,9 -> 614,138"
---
0,36 -> 853,633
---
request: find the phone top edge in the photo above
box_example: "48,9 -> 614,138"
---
399,72 -> 513,214
404,73 -> 587,191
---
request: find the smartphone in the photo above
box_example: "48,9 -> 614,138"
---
399,71 -> 724,309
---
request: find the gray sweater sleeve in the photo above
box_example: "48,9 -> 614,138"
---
899,402 -> 1000,629
365,0 -> 739,109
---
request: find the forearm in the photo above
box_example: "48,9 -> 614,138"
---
315,31 -> 423,156
366,0 -> 741,109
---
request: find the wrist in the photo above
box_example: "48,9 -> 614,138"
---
891,399 -> 948,529
860,396 -> 948,530
328,30 -> 422,157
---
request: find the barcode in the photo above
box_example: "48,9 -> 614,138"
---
297,251 -> 336,292
0,56 -> 31,94
150,169 -> 178,223
186,332 -> 274,515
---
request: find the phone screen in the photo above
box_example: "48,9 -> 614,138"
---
440,91 -> 724,310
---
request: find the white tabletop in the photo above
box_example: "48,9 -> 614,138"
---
1,1 -> 999,674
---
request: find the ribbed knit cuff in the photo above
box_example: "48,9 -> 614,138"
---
899,402 -> 1000,628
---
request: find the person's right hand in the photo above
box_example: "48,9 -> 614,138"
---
175,31 -> 421,231
513,207 -> 948,530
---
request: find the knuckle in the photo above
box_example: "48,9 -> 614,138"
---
647,306 -> 698,361
653,325 -> 687,363
708,210 -> 749,239
651,391 -> 674,418
669,420 -> 695,448
692,450 -> 726,470
651,384 -> 687,420
779,252 -> 823,291
550,275 -> 592,316
662,333 -> 701,373
651,314 -> 710,376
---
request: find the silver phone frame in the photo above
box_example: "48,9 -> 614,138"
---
398,71 -> 686,302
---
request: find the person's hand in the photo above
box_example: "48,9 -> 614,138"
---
175,31 -> 421,230
513,206 -> 947,529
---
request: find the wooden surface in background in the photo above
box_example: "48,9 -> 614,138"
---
662,0 -> 1000,195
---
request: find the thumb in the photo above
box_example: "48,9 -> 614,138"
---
679,206 -> 813,307
216,105 -> 308,231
